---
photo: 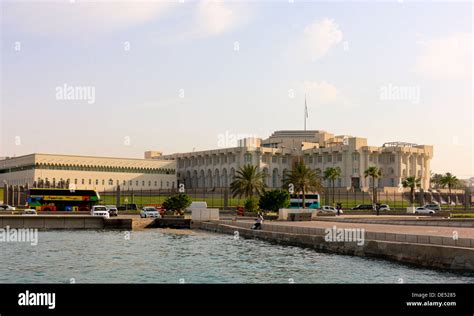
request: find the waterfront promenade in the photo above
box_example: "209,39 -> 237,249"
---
196,215 -> 474,271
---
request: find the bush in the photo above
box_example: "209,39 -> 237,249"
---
163,193 -> 192,215
258,189 -> 290,212
244,196 -> 260,213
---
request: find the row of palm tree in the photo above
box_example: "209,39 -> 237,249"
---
229,163 -> 461,209
230,162 -> 323,208
363,167 -> 460,206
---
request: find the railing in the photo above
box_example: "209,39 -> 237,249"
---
1,185 -> 472,211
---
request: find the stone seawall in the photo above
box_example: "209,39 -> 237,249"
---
0,216 -> 105,230
315,217 -> 474,228
0,216 -> 141,230
195,221 -> 474,271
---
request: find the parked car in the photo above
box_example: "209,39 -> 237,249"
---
105,205 -> 118,217
140,207 -> 161,218
22,209 -> 37,215
352,204 -> 373,210
379,204 -> 391,211
117,204 -> 138,211
90,205 -> 110,219
423,204 -> 441,211
415,207 -> 436,214
0,204 -> 16,211
320,205 -> 343,214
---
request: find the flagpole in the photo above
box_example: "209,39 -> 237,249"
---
304,95 -> 307,131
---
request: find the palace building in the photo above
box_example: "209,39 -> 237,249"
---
155,130 -> 433,191
0,130 -> 433,194
0,153 -> 176,191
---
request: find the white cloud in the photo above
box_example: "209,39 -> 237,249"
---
415,32 -> 472,80
302,18 -> 343,61
193,1 -> 250,38
3,2 -> 176,37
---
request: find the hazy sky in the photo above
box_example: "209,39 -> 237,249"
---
1,1 -> 472,177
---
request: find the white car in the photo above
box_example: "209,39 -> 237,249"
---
379,204 -> 390,211
105,205 -> 118,217
320,205 -> 343,214
91,205 -> 110,219
22,209 -> 37,215
423,204 -> 441,211
415,207 -> 436,214
0,204 -> 16,211
140,207 -> 161,218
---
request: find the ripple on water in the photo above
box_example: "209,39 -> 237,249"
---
0,230 -> 473,283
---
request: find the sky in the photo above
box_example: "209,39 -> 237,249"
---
0,0 -> 472,178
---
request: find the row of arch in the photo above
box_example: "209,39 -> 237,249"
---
35,163 -> 174,175
181,167 -> 289,189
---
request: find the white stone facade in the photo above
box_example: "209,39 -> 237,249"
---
0,153 -> 176,191
158,130 -> 433,191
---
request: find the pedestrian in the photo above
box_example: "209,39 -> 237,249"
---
252,212 -> 264,230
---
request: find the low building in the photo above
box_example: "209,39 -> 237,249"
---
156,130 -> 433,191
0,153 -> 176,191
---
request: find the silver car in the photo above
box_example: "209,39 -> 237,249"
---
423,204 -> 441,211
140,207 -> 161,218
415,207 -> 436,214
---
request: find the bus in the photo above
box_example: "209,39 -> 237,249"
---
289,193 -> 320,209
27,188 -> 101,212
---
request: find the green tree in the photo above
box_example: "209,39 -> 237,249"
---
430,172 -> 443,189
258,189 -> 290,213
282,161 -> 323,209
230,165 -> 266,198
402,176 -> 421,206
440,172 -> 460,206
323,167 -> 342,205
364,166 -> 382,204
162,193 -> 192,215
244,196 -> 260,213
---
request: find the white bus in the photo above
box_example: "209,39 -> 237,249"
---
289,194 -> 320,209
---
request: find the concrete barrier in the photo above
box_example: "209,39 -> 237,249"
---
0,216 -> 104,230
278,208 -> 317,221
199,221 -> 474,271
191,208 -> 219,221
0,216 -> 143,230
315,217 -> 474,228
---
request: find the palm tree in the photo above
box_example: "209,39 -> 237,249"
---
402,176 -> 421,206
364,166 -> 381,204
230,165 -> 266,198
282,161 -> 323,209
439,172 -> 459,206
323,167 -> 341,204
